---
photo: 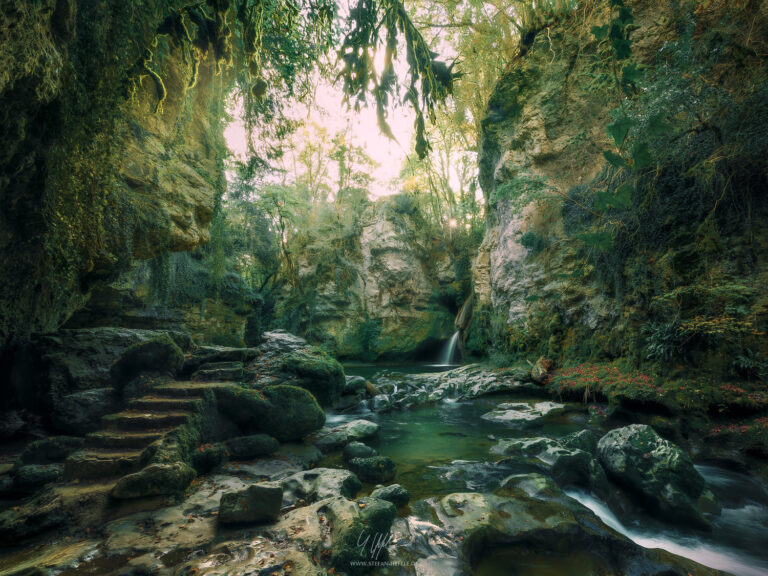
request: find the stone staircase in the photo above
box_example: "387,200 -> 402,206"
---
61,382 -> 232,487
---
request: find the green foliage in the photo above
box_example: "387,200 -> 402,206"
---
520,231 -> 549,255
641,320 -> 684,362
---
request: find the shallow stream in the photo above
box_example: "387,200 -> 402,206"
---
342,364 -> 768,576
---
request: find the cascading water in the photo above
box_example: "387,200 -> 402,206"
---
439,331 -> 460,365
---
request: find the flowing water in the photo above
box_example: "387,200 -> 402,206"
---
342,364 -> 768,576
437,332 -> 461,366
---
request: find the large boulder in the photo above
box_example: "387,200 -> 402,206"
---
492,436 -> 608,495
219,482 -> 283,524
371,484 -> 410,508
279,349 -> 345,407
348,456 -> 396,483
597,424 -> 721,528
110,334 -> 184,389
216,384 -> 325,441
111,462 -> 196,499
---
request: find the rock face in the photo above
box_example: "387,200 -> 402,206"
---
281,197 -> 459,359
7,327 -> 192,413
472,0 -> 768,368
597,425 -> 720,528
0,2 -> 226,351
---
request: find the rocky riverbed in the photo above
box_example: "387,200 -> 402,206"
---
1,338 -> 767,575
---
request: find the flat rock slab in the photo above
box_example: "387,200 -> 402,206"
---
481,401 -> 566,423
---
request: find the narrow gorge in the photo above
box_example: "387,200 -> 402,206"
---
1,1 -> 767,575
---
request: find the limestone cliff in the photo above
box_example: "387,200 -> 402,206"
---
0,1 -> 225,349
472,0 -> 768,372
284,198 -> 461,359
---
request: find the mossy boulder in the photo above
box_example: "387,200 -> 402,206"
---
280,349 -> 345,406
348,456 -> 396,483
371,484 -> 410,508
110,334 -> 184,389
216,384 -> 325,441
219,482 -> 283,525
597,424 -> 721,529
111,462 -> 196,499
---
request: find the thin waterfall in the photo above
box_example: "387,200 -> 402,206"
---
439,331 -> 460,365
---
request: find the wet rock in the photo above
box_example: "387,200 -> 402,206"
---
219,482 -> 283,524
225,434 -> 280,460
493,437 -> 608,495
269,495 -> 397,575
313,419 -> 379,453
216,384 -> 325,441
561,429 -> 599,456
371,483 -> 410,508
481,401 -> 566,423
597,424 -> 721,529
111,462 -> 196,499
280,468 -> 362,505
13,463 -> 63,492
433,474 -> 720,574
343,441 -> 377,462
372,394 -> 393,412
348,456 -> 396,483
110,334 -> 184,389
15,435 -> 85,466
52,388 -> 117,435
346,419 -> 380,440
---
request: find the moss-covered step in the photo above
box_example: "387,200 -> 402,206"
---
151,382 -> 238,398
86,430 -> 168,450
63,449 -> 144,480
127,396 -> 202,412
102,410 -> 193,431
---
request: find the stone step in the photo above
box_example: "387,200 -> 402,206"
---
86,430 -> 168,450
64,449 -> 144,480
192,365 -> 244,382
128,396 -> 201,412
152,382 -> 236,398
102,410 -> 192,431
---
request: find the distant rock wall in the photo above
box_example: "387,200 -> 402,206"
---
288,199 -> 460,359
